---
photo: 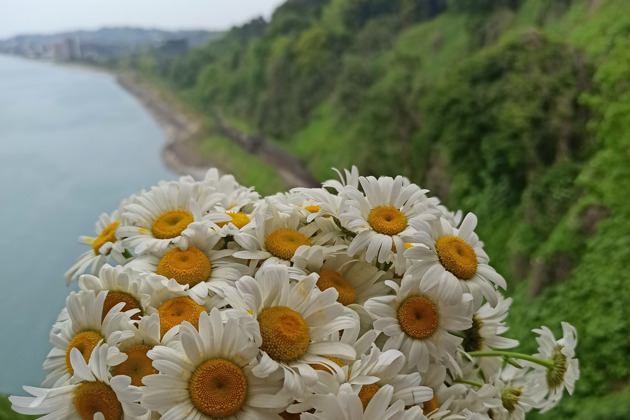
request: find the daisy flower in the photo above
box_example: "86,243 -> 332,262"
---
322,166 -> 361,193
364,274 -> 473,372
405,213 -> 506,309
118,180 -> 223,255
112,313 -> 179,387
301,383 -> 427,420
344,347 -> 433,409
78,264 -> 153,322
233,202 -> 317,263
143,279 -> 223,338
295,253 -> 391,307
64,200 -> 130,285
461,295 -> 519,378
127,222 -> 248,304
222,263 -> 358,398
451,381 -> 502,417
143,308 -> 289,419
419,364 -> 467,419
199,167 -> 260,212
11,343 -> 148,419
340,175 -> 436,264
530,322 -> 579,412
42,291 -> 135,387
489,365 -> 546,420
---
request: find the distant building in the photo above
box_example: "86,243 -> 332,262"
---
51,38 -> 81,61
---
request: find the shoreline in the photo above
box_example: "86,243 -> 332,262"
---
3,54 -> 319,188
114,73 -> 213,180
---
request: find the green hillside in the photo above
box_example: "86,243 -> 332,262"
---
111,1 -> 630,418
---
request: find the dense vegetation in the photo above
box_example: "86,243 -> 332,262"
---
82,1 -> 630,419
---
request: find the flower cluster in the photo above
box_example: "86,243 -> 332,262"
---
11,168 -> 579,419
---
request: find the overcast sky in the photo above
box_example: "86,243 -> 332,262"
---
0,0 -> 287,39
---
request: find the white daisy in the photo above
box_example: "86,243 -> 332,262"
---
78,264 -> 153,322
489,366 -> 546,420
343,347 -> 433,409
233,202 -> 317,263
451,381 -> 502,417
419,364 -> 467,419
142,308 -> 289,419
461,295 -> 519,378
42,291 -> 135,387
198,167 -> 260,213
64,200 -> 131,285
11,343 -> 148,419
322,166 -> 361,193
295,253 -> 391,306
112,313 -> 179,388
530,322 -> 579,412
301,383 -> 427,420
405,213 -> 506,309
222,263 -> 358,398
142,279 -> 222,339
118,180 -> 223,255
340,175 -> 436,264
127,223 -> 248,304
364,274 -> 473,372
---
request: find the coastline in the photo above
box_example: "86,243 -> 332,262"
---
115,73 -> 213,180
7,54 -> 318,189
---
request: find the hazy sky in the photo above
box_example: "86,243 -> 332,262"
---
0,0 -> 287,39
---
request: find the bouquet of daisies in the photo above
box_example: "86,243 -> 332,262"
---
11,168 -> 579,419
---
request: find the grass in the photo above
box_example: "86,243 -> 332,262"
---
0,395 -> 36,420
197,132 -> 288,196
290,102 -> 359,180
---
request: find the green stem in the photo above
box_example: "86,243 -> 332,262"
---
122,249 -> 133,259
468,350 -> 553,369
455,378 -> 484,387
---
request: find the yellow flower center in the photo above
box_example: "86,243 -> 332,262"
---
73,381 -> 123,420
102,291 -> 142,322
423,395 -> 440,415
157,247 -> 211,287
265,229 -> 312,260
316,270 -> 357,306
92,221 -> 121,255
112,344 -> 157,387
547,345 -> 569,390
152,210 -> 194,239
397,296 -> 439,339
189,358 -> 248,417
65,331 -> 104,375
304,205 -> 321,213
435,236 -> 478,280
358,383 -> 381,410
258,306 -> 310,361
368,206 -> 407,236
217,212 -> 251,229
501,387 -> 523,413
158,296 -> 206,337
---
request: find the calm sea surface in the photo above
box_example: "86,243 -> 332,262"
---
0,55 -> 175,394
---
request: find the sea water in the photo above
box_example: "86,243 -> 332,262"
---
0,55 -> 175,394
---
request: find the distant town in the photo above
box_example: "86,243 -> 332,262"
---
0,27 -> 221,63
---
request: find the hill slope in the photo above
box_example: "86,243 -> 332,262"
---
84,1 -> 630,418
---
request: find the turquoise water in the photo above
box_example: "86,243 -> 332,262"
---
0,55 -> 175,394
